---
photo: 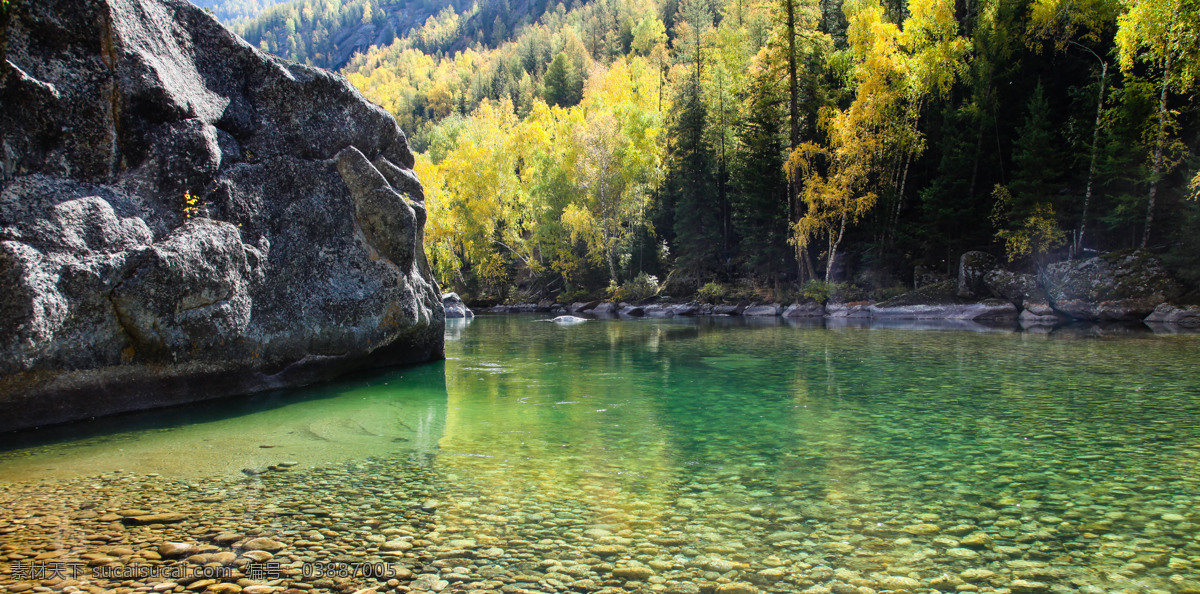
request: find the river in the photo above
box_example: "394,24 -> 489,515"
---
1,316 -> 1198,593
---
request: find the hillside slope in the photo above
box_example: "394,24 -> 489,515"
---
233,0 -> 555,69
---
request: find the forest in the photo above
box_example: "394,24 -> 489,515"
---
248,0 -> 1200,304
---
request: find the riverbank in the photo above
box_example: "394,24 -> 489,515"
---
473,250 -> 1200,330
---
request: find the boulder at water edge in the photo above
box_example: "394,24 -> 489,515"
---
1144,303 -> 1200,326
1042,250 -> 1182,321
0,0 -> 444,431
443,292 -> 473,319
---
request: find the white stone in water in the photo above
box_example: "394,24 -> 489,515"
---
903,523 -> 940,535
241,550 -> 273,562
1162,513 -> 1186,522
704,558 -> 736,573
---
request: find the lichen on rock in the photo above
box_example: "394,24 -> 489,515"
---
1042,250 -> 1182,321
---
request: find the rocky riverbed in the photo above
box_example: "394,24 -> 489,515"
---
3,441 -> 1198,594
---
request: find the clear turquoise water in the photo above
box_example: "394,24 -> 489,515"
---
2,316 -> 1199,593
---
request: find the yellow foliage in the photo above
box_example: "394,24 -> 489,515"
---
991,186 -> 1066,263
182,191 -> 201,219
1115,0 -> 1200,92
787,0 -> 966,280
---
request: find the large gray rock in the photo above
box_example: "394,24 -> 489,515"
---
442,292 -> 473,319
1144,303 -> 1200,326
869,301 -> 1017,320
958,251 -> 999,299
742,304 -> 782,316
712,304 -> 745,315
868,279 -> 1018,320
825,304 -> 871,318
1042,250 -> 1182,321
643,304 -> 676,317
782,302 -> 824,318
588,302 -> 618,314
1019,298 -> 1067,324
0,0 -> 443,431
983,269 -> 1037,302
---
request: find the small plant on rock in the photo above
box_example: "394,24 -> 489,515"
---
182,191 -> 201,219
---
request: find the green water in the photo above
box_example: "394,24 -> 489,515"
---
2,316 -> 1200,593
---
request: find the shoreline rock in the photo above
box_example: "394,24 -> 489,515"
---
442,292 -> 474,319
1144,303 -> 1200,326
0,0 -> 443,432
1042,250 -> 1182,321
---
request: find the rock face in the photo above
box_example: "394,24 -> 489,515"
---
982,269 -> 1037,303
783,302 -> 824,318
869,301 -> 1017,321
442,292 -> 473,319
1144,303 -> 1200,326
742,304 -> 782,317
958,251 -> 998,299
0,0 -> 443,431
1042,250 -> 1181,321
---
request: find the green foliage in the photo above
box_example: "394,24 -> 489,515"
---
730,55 -> 791,280
801,280 -> 864,303
801,279 -> 831,303
543,51 -> 582,107
697,282 -> 727,303
1009,82 -> 1065,206
667,78 -> 723,279
608,272 -> 661,301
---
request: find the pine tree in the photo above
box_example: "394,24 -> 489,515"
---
731,69 -> 791,281
1008,82 -> 1065,214
667,84 -> 723,279
542,51 -> 582,107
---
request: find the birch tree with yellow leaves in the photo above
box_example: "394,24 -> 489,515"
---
787,0 -> 968,282
1114,0 -> 1200,246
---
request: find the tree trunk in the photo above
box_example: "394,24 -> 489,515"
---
1076,59 -> 1106,258
786,0 -> 799,150
825,213 -> 847,283
1142,53 -> 1171,249
890,149 -> 912,244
